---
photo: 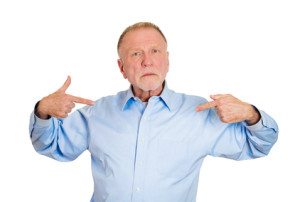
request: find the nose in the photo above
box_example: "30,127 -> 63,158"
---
141,53 -> 153,68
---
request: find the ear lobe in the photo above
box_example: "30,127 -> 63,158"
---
117,59 -> 127,79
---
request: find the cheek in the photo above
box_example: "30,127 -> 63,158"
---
124,65 -> 140,80
157,59 -> 169,73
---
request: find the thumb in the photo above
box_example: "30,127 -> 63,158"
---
57,76 -> 71,93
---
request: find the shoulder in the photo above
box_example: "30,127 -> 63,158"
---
164,88 -> 208,112
77,89 -> 128,116
172,89 -> 208,105
95,90 -> 127,105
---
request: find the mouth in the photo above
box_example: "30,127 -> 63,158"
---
142,73 -> 156,77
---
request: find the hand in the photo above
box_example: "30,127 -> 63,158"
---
36,76 -> 95,119
195,94 -> 260,125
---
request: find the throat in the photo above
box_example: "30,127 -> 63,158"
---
132,84 -> 164,102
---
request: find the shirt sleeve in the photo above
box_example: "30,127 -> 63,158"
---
29,107 -> 91,162
208,109 -> 279,160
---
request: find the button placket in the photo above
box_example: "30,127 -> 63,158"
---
131,101 -> 153,201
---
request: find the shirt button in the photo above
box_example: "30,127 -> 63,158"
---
136,187 -> 141,191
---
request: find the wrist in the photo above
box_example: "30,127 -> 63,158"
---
34,100 -> 51,120
245,105 -> 261,126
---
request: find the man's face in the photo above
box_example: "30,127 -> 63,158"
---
118,28 -> 169,92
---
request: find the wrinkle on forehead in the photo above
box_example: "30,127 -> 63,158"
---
118,28 -> 167,57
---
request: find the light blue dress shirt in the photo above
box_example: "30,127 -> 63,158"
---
29,84 -> 278,202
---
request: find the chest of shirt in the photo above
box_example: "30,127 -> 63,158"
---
87,102 -> 212,176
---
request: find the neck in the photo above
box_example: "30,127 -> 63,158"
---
132,83 -> 164,102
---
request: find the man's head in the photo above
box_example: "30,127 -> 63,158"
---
117,22 -> 169,92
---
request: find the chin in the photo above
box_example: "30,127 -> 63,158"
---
138,81 -> 162,92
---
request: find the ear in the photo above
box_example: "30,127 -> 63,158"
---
117,59 -> 127,79
166,51 -> 170,72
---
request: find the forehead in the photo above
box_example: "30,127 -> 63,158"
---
121,28 -> 167,49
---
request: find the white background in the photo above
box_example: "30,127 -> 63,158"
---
0,0 -> 299,201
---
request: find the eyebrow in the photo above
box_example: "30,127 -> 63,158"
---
129,44 -> 165,51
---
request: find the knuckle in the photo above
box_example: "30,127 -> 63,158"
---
216,106 -> 223,113
222,117 -> 230,122
221,116 -> 230,123
217,99 -> 224,105
60,112 -> 67,118
65,94 -> 73,101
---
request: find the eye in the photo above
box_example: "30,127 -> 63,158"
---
152,49 -> 160,54
131,51 -> 142,57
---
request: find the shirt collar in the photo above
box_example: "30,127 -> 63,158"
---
121,86 -> 135,111
159,82 -> 175,111
121,81 -> 175,111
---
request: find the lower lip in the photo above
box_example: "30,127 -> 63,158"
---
143,74 -> 155,77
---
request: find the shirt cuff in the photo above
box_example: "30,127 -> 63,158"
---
33,113 -> 52,127
244,118 -> 264,131
243,107 -> 272,131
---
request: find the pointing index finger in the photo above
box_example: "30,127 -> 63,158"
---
196,101 -> 217,112
210,94 -> 226,100
69,95 -> 95,106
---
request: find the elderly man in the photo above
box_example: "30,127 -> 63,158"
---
30,22 -> 278,202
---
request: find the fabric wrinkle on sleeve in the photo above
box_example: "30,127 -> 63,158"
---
209,108 -> 278,160
29,107 -> 91,162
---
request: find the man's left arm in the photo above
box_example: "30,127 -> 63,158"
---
196,94 -> 279,160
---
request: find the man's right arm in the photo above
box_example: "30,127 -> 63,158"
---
29,76 -> 94,161
29,108 -> 92,161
